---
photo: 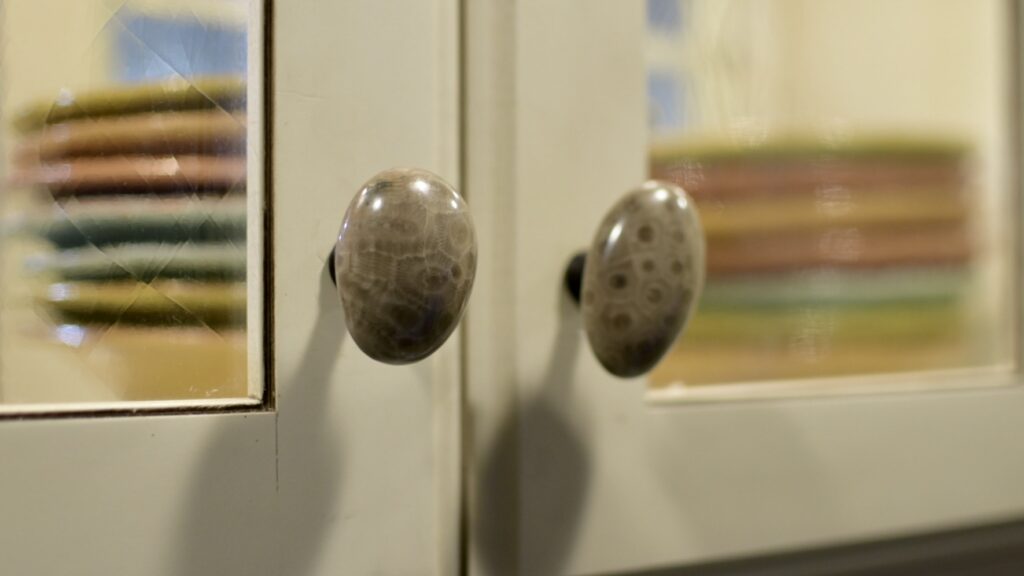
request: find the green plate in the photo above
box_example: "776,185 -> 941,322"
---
14,76 -> 246,132
684,300 -> 966,346
700,268 -> 968,310
27,243 -> 246,282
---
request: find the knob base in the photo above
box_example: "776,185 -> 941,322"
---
564,251 -> 586,304
328,246 -> 338,286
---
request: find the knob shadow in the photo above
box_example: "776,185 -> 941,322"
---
173,260 -> 345,575
475,291 -> 592,575
276,261 -> 347,573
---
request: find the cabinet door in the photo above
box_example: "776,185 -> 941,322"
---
465,1 -> 1024,574
0,1 -> 460,574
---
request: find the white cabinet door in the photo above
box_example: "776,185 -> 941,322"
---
464,2 -> 1024,574
275,1 -> 462,573
0,1 -> 460,574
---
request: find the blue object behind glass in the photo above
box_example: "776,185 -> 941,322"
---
649,70 -> 686,134
647,0 -> 682,35
114,11 -> 246,83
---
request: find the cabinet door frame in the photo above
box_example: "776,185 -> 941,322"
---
463,2 -> 1024,575
0,0 -> 463,573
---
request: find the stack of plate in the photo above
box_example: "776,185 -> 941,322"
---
648,136 -> 981,386
8,76 -> 249,400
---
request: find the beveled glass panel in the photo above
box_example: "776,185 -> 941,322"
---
646,0 -> 1018,389
0,0 -> 259,406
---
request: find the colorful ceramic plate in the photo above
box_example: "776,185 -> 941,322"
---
697,188 -> 967,237
650,340 -> 976,387
39,280 -> 246,327
650,136 -> 967,201
707,224 -> 971,275
14,110 -> 246,161
14,76 -> 246,132
28,196 -> 246,248
649,134 -> 968,164
700,268 -> 967,309
682,300 -> 965,346
651,159 -> 966,200
11,155 -> 246,195
26,243 -> 246,281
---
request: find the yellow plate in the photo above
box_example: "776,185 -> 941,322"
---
38,280 -> 246,327
651,340 -> 978,387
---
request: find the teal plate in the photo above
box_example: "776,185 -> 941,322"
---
29,197 -> 246,249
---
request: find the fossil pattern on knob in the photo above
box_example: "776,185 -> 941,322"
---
335,168 -> 477,364
581,181 -> 705,377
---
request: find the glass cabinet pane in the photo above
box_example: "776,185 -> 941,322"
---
646,0 -> 1018,388
0,0 -> 259,406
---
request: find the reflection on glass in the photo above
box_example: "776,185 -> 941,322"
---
646,0 -> 1016,387
0,1 -> 251,403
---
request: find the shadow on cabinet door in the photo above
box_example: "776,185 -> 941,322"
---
173,262 -> 345,575
476,293 -> 592,575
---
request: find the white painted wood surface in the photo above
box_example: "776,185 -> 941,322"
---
464,2 -> 1024,574
0,413 -> 277,575
273,0 -> 460,573
0,0 -> 461,574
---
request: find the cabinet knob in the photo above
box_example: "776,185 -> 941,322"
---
566,181 -> 705,377
332,168 -> 477,364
